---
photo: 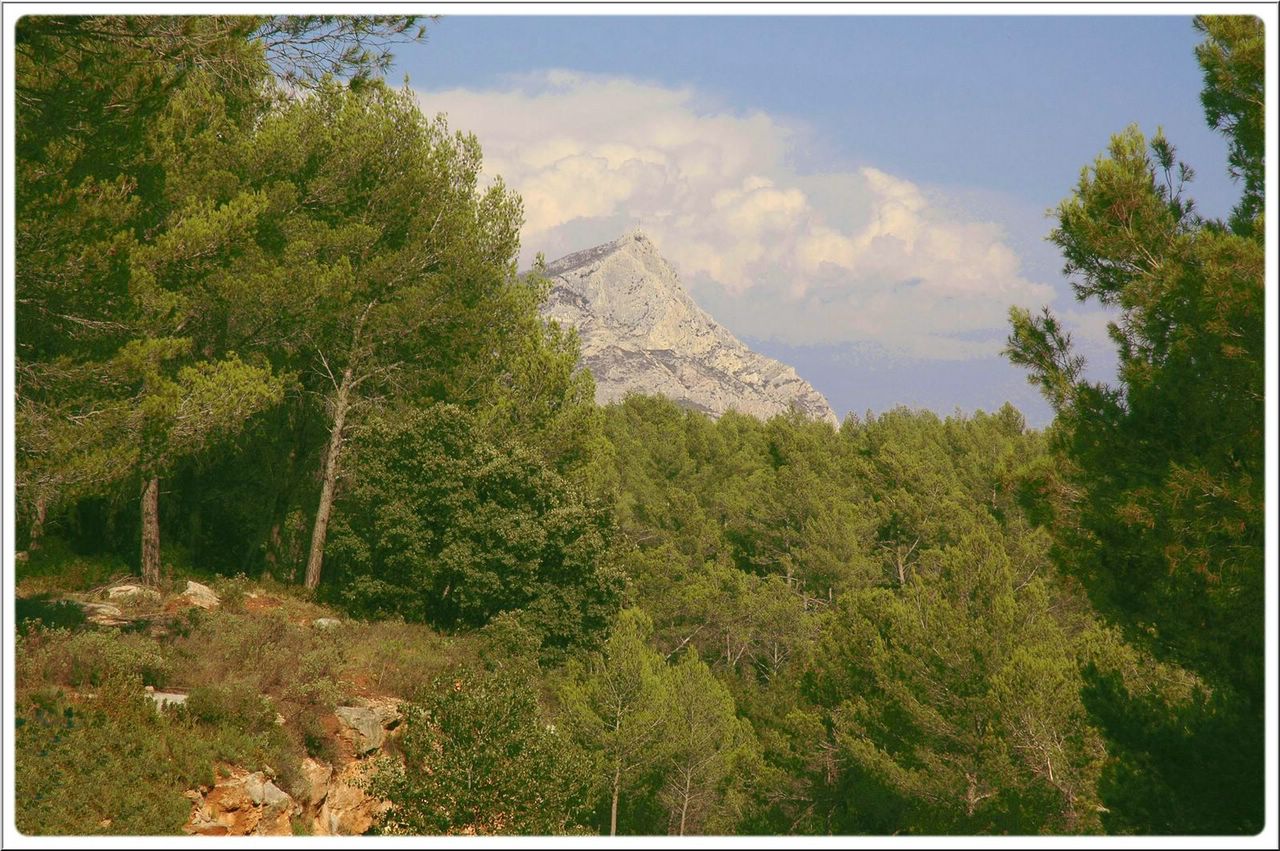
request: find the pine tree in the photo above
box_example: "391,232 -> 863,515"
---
559,609 -> 672,835
1004,15 -> 1264,832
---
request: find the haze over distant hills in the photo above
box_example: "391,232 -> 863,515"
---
540,232 -> 838,425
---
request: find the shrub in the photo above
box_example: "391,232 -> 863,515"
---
14,675 -> 285,835
17,628 -> 170,690
186,680 -> 277,733
15,538 -> 131,596
370,666 -> 593,835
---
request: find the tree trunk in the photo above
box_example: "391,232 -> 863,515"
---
678,777 -> 691,836
28,495 -> 48,552
304,364 -> 354,590
610,762 -> 622,836
141,477 -> 161,584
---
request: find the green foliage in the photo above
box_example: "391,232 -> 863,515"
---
253,16 -> 430,88
559,609 -> 672,834
186,680 -> 279,733
15,538 -> 131,596
807,526 -> 1104,834
327,404 -> 622,649
658,649 -> 760,835
372,667 -> 594,835
13,12 -> 1261,839
1004,16 -> 1264,834
1193,15 -> 1265,231
17,628 -> 171,690
14,675 -> 294,836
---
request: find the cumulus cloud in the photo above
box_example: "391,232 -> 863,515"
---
417,71 -> 1057,359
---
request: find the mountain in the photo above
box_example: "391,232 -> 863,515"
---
540,232 -> 839,425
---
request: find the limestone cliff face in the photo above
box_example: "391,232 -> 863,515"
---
541,232 -> 838,425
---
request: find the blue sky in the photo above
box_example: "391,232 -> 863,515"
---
391,15 -> 1239,426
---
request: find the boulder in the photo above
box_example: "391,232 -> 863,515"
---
313,617 -> 342,630
80,602 -> 127,626
179,580 -> 220,610
334,707 -> 386,756
184,768 -> 298,835
334,699 -> 402,756
107,584 -> 161,604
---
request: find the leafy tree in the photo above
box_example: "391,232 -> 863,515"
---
1005,15 -> 1263,833
326,404 -> 621,649
372,667 -> 593,835
238,80 -> 525,589
559,609 -> 671,835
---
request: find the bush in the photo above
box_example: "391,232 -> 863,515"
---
17,628 -> 170,690
370,666 -> 594,835
186,680 -> 277,733
15,538 -> 131,596
16,595 -> 86,633
14,675 -> 289,835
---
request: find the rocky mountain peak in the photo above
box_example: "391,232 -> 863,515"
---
541,234 -> 838,425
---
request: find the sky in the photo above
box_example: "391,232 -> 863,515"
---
391,14 -> 1239,426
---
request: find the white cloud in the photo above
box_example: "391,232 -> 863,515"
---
418,71 -> 1057,359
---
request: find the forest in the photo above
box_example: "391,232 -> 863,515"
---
11,14 -> 1266,837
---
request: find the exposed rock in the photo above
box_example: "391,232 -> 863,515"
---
179,580 -> 220,610
80,602 -> 128,626
184,768 -> 298,835
334,700 -> 401,756
311,760 -> 392,836
107,584 -> 161,604
542,232 -> 838,425
297,752 -> 394,835
313,617 -> 342,630
144,685 -> 188,711
298,757 -> 334,807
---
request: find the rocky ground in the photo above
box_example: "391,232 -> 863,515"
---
15,561 -> 473,836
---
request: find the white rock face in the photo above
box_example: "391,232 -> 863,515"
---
542,232 -> 838,425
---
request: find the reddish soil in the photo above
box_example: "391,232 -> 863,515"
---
243,595 -> 283,613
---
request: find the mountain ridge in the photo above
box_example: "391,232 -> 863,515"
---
540,232 -> 839,425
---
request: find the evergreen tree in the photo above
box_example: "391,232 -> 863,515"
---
659,650 -> 759,835
1005,14 -> 1264,833
808,526 -> 1105,834
14,15 -> 428,574
238,80 -> 525,589
559,609 -> 671,835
